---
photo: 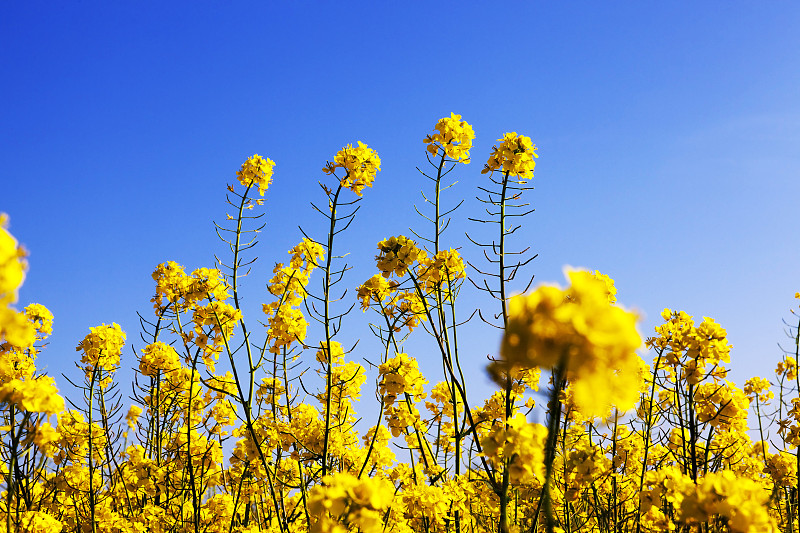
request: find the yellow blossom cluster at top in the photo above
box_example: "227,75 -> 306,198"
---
375,235 -> 425,278
151,262 -> 231,312
423,113 -> 475,163
138,341 -> 181,377
647,309 -> 732,385
235,154 -> 275,196
76,322 -> 126,388
417,249 -> 467,295
777,356 -> 797,381
482,132 -> 538,180
322,141 -> 381,196
744,375 -> 774,403
500,269 -> 643,417
356,274 -> 398,311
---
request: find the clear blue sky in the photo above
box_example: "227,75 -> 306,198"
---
3,2 -> 800,415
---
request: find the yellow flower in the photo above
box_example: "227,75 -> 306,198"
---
76,323 -> 126,387
126,404 -> 143,429
679,470 -> 776,532
500,269 -> 642,416
322,141 -> 381,196
0,213 -> 26,305
356,274 -> 398,310
417,248 -> 466,295
743,376 -> 773,403
776,356 -> 797,381
24,303 -> 53,338
0,376 -> 64,415
375,235 -> 425,278
32,422 -> 60,457
482,132 -> 538,180
423,113 -> 475,163
236,154 -> 275,196
17,511 -> 64,533
139,341 -> 181,376
308,472 -> 394,533
378,352 -> 427,407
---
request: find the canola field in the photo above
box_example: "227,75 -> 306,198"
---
1,115 -> 797,533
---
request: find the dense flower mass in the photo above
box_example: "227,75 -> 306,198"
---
235,154 -> 275,196
423,113 -> 475,163
322,141 -> 381,196
4,118 -> 800,533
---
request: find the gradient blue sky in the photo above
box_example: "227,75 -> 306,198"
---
3,3 -> 800,415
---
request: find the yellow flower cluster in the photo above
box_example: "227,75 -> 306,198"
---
482,132 -> 538,180
743,375 -> 774,402
235,154 -> 275,196
75,322 -> 126,387
308,472 -> 394,533
378,352 -> 427,407
693,381 -> 749,431
356,274 -> 398,310
0,375 -> 64,414
680,470 -> 776,532
24,303 -> 54,338
423,113 -> 475,163
501,270 -> 642,417
375,235 -> 425,278
481,413 -> 547,485
417,248 -> 466,294
316,340 -> 345,365
192,301 -> 242,371
263,238 -> 323,353
322,141 -> 381,196
16,511 -> 64,533
151,262 -> 231,311
0,214 -> 26,305
777,356 -> 797,380
379,353 -> 427,438
138,341 -> 181,377
647,309 -> 732,384
0,215 -> 36,350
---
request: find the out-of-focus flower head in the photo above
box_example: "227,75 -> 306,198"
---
499,268 -> 642,417
0,376 -> 64,415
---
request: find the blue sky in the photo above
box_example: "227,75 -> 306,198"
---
3,2 -> 800,419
